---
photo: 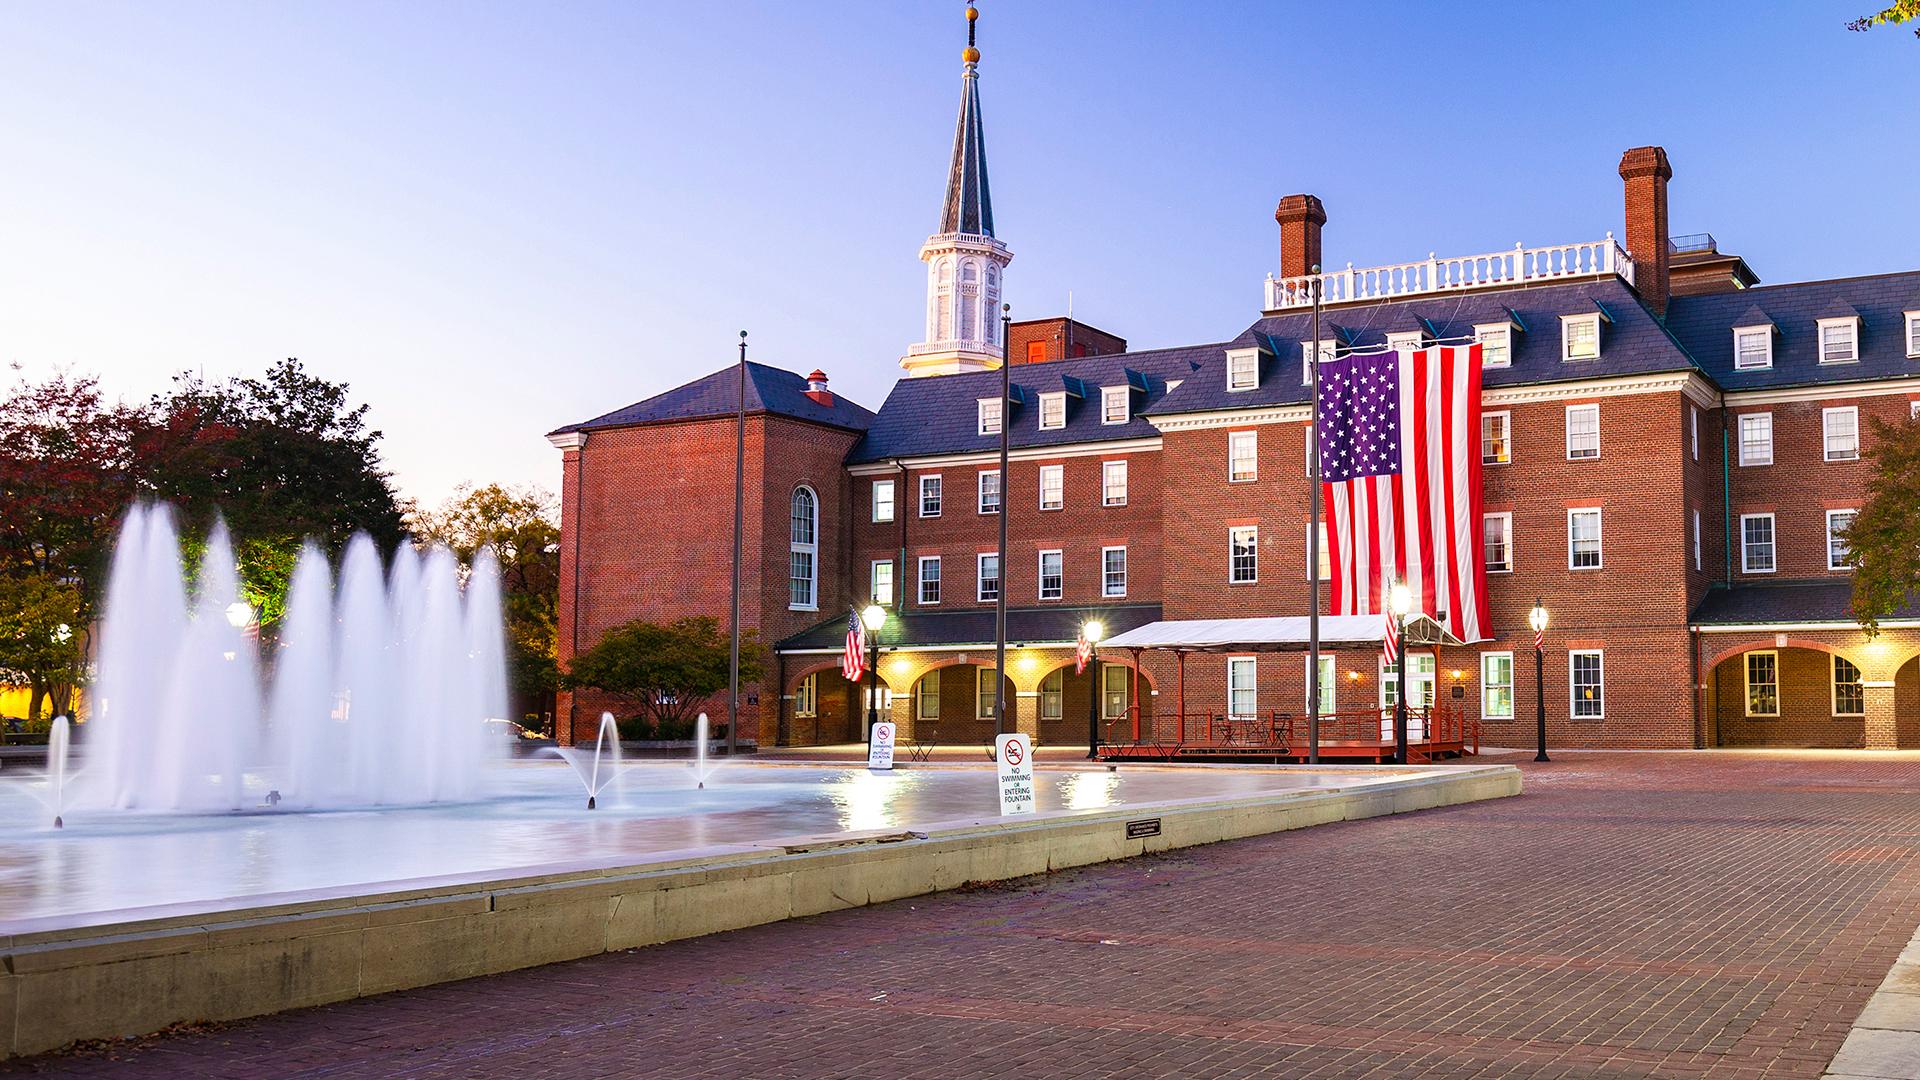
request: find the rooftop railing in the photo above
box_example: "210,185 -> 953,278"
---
1263,236 -> 1635,312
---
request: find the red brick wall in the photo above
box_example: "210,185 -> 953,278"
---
1710,647 -> 1865,748
1007,319 -> 1128,365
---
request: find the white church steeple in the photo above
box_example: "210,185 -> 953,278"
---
901,4 -> 1013,378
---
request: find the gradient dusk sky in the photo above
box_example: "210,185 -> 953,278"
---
3,2 -> 1916,506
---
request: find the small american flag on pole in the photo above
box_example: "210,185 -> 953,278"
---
841,608 -> 866,682
1382,608 -> 1399,666
1533,622 -> 1544,652
1074,624 -> 1093,674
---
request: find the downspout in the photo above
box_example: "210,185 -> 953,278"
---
568,435 -> 586,744
1721,425 -> 1733,588
1689,627 -> 1704,749
895,460 -> 908,612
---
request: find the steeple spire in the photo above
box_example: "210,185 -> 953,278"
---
939,4 -> 993,237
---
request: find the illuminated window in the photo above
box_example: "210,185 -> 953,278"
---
915,672 -> 940,722
1482,412 -> 1511,464
1040,669 -> 1063,720
976,667 -> 998,720
1745,651 -> 1778,716
1827,509 -> 1857,571
1834,656 -> 1865,716
1481,653 -> 1514,719
1484,513 -> 1512,573
870,560 -> 893,605
794,673 -> 817,718
1571,650 -> 1605,719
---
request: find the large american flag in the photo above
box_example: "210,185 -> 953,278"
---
1316,343 -> 1488,643
841,608 -> 866,683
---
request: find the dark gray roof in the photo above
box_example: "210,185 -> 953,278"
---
938,61 -> 992,237
778,603 -> 1162,652
1665,271 -> 1920,393
551,362 -> 874,436
1690,579 -> 1920,625
1147,278 -> 1695,417
846,345 -> 1221,464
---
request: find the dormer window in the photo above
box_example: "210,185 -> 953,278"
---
1038,392 -> 1066,430
1101,386 -> 1130,424
1733,325 -> 1774,370
1227,349 -> 1260,391
977,397 -> 1002,435
1302,339 -> 1337,385
1473,323 -> 1514,369
1561,314 -> 1602,362
1905,310 -> 1920,358
1385,331 -> 1427,354
1818,317 -> 1860,364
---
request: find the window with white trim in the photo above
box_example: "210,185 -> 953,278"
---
1571,650 -> 1605,719
1307,654 -> 1336,715
1305,339 -> 1338,385
1307,523 -> 1330,581
1229,430 -> 1258,482
977,397 -> 1002,435
1481,652 -> 1514,719
872,479 -> 895,523
1102,460 -> 1128,506
1102,664 -> 1129,720
1038,549 -> 1063,600
794,673 -> 817,718
918,555 -> 941,604
1827,509 -> 1857,571
1381,653 -> 1437,709
1101,386 -> 1130,425
1693,509 -> 1702,572
1229,526 -> 1258,583
1561,314 -> 1601,361
1484,513 -> 1512,573
1227,349 -> 1259,391
1474,323 -> 1512,368
1824,406 -> 1859,461
976,553 -> 999,602
1565,404 -> 1600,460
977,469 -> 1000,514
1040,668 -> 1063,721
1740,513 -> 1775,574
1738,413 -> 1773,466
1305,424 -> 1316,477
1038,392 -> 1066,430
1227,657 -> 1257,721
1690,405 -> 1699,461
1744,651 -> 1778,716
788,487 -> 817,609
1834,655 -> 1865,716
1907,311 -> 1920,358
1818,317 -> 1860,364
1102,546 -> 1127,598
1733,326 -> 1773,370
915,672 -> 940,722
870,560 -> 893,605
1038,464 -> 1064,510
976,667 -> 998,720
919,475 -> 942,517
1568,509 -> 1602,570
1386,331 -> 1426,354
1482,411 -> 1511,464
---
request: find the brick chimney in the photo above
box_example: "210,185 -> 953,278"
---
803,369 -> 833,406
1618,146 -> 1673,318
1274,194 -> 1327,280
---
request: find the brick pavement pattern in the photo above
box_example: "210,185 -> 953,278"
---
14,750 -> 1920,1079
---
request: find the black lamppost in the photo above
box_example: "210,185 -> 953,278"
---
1529,598 -> 1550,763
1389,582 -> 1411,765
861,604 -> 887,741
1082,619 -> 1105,760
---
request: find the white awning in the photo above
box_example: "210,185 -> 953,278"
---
1102,614 -> 1465,653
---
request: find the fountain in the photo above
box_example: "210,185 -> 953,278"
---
693,711 -> 713,788
46,716 -> 70,829
551,712 -> 624,809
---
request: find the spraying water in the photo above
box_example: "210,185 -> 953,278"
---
550,712 -> 624,809
47,717 -> 70,828
694,712 -> 710,789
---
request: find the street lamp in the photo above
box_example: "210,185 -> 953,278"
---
861,604 -> 887,741
1081,619 -> 1105,760
1388,582 -> 1412,765
1528,598 -> 1550,763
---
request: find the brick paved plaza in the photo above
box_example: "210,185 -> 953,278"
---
15,750 -> 1920,1079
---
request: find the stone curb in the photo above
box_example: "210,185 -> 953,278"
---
1825,924 -> 1920,1079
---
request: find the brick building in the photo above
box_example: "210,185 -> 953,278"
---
549,11 -> 1920,751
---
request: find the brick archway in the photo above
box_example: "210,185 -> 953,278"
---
1704,637 -> 1869,675
1706,642 -> 1870,749
1030,656 -> 1158,746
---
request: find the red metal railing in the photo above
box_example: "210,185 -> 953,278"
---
1098,701 -> 1480,761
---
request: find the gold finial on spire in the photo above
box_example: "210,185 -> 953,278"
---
963,5 -> 979,64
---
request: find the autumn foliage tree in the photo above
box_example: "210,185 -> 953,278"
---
1847,413 -> 1920,632
563,617 -> 760,739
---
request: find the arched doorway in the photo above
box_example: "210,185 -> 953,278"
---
904,663 -> 1014,746
1708,644 -> 1869,748
1899,654 -> 1920,748
1033,660 -> 1154,746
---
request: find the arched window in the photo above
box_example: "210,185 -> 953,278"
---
789,486 -> 817,609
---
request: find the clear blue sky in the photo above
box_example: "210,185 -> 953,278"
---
3,1 -> 1915,507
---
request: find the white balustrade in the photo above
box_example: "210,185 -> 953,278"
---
1264,236 -> 1635,311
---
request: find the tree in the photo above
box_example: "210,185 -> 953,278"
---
1848,413 -> 1920,633
564,617 -> 760,737
0,573 -> 87,722
1849,1 -> 1920,37
0,371 -> 142,605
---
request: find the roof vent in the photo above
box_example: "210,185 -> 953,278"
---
804,370 -> 833,406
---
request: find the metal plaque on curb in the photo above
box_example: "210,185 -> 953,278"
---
868,722 -> 896,771
995,733 -> 1035,815
1126,818 -> 1161,839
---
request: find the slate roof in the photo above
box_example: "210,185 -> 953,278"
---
1664,271 -> 1920,393
1690,579 -> 1920,625
845,345 -> 1223,464
550,362 -> 874,436
778,603 -> 1162,652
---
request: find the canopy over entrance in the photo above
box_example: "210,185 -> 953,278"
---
1103,614 -> 1464,653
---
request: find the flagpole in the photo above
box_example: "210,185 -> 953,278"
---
994,303 -> 1011,737
1307,270 -> 1323,764
728,330 -> 746,758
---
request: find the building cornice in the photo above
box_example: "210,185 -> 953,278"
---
846,436 -> 1162,475
1721,375 -> 1920,407
1690,620 -> 1920,633
1481,370 -> 1720,409
546,431 -> 588,450
1146,404 -> 1312,432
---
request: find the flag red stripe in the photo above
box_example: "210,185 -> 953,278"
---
1439,346 -> 1464,640
1410,348 -> 1437,619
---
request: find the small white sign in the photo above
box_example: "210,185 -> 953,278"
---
868,721 -> 896,771
995,733 -> 1035,815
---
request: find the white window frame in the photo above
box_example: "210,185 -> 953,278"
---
1561,313 -> 1601,362
1744,651 -> 1779,717
1229,525 -> 1258,583
917,555 -> 941,605
1484,512 -> 1513,573
1040,669 -> 1064,721
1732,325 -> 1774,370
915,672 -> 940,722
1692,509 -> 1702,572
977,397 -> 1002,436
1101,385 -> 1130,425
1740,513 -> 1776,574
919,474 -> 942,517
1102,460 -> 1128,507
976,667 -> 998,721
1817,317 -> 1860,364
1481,411 -> 1511,465
1827,509 -> 1857,571
1738,413 -> 1773,467
872,479 -> 895,523
1833,654 -> 1866,717
1570,650 -> 1604,719
1305,654 -> 1336,715
788,486 -> 818,611
1228,430 -> 1258,482
1226,348 -> 1260,392
1386,331 -> 1427,354
1227,656 -> 1258,721
1473,323 -> 1513,369
1038,463 -> 1064,510
1306,523 -> 1330,581
1565,404 -> 1600,460
1037,548 -> 1064,600
794,672 -> 817,718
1380,653 -> 1437,710
1907,310 -> 1920,359
977,469 -> 1000,515
870,560 -> 893,606
1824,406 -> 1860,462
1568,508 -> 1603,570
1480,652 -> 1514,719
1102,545 -> 1127,598
1690,405 -> 1699,461
1102,664 -> 1129,720
1037,391 -> 1066,431
975,552 -> 999,603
